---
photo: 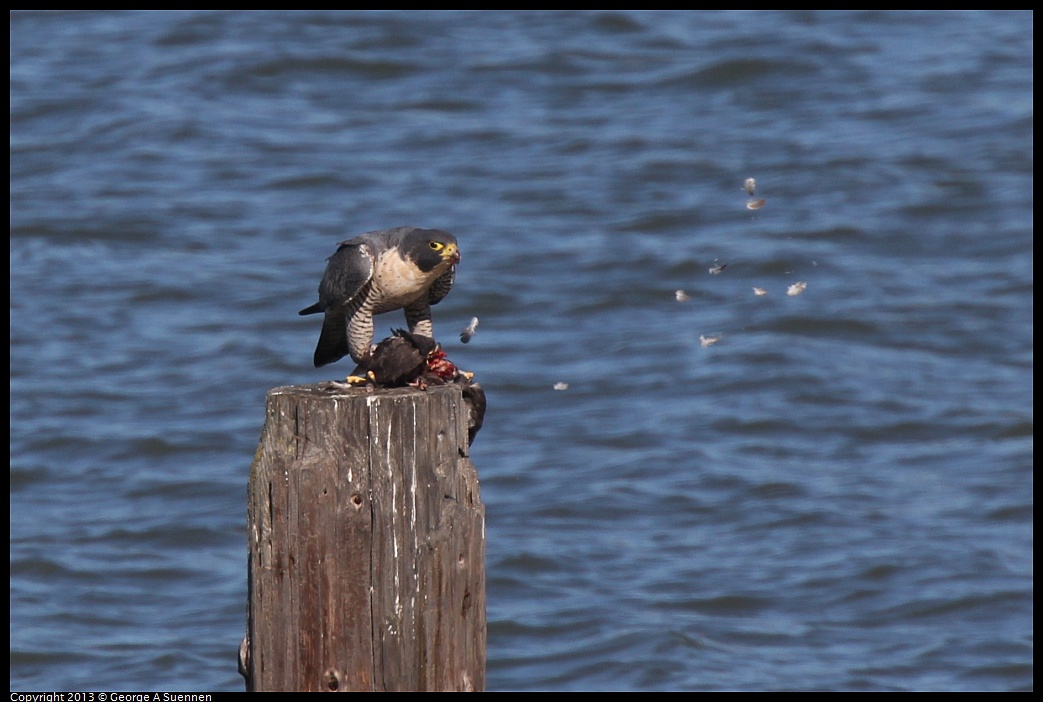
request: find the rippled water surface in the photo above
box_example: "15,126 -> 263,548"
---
10,10 -> 1032,691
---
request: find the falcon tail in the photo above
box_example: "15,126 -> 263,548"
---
312,312 -> 350,368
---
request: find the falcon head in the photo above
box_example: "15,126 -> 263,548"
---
404,229 -> 460,272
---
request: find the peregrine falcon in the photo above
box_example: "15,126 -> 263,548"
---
299,227 -> 459,367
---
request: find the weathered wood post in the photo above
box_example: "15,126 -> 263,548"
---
239,383 -> 485,691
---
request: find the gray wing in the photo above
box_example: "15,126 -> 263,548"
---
298,241 -> 376,314
299,240 -> 377,367
317,241 -> 375,311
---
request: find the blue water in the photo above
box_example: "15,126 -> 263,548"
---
10,10 -> 1032,691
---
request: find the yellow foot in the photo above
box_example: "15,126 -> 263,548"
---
346,374 -> 369,385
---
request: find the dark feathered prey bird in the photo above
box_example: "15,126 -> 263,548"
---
349,329 -> 438,388
413,344 -> 487,446
299,226 -> 459,367
460,381 -> 487,446
347,328 -> 486,445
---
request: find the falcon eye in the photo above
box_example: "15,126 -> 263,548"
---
429,241 -> 444,251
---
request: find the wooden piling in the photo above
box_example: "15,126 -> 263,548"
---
240,383 -> 485,691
